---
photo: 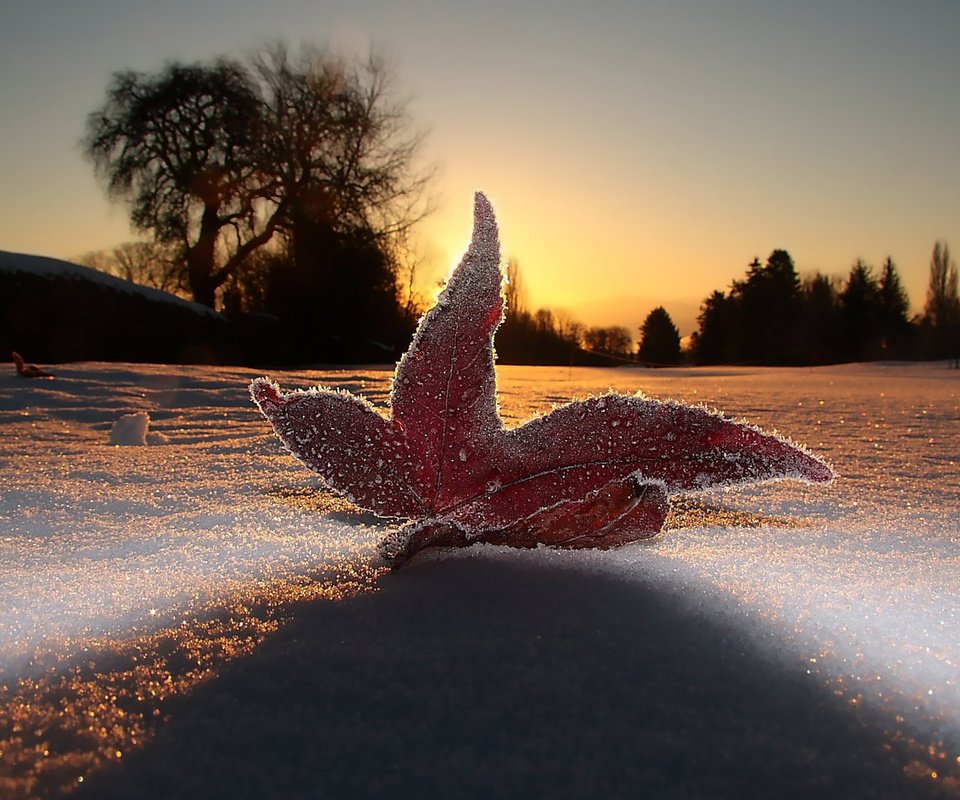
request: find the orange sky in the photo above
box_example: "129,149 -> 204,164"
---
1,1 -> 958,336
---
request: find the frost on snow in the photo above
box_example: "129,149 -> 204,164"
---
252,193 -> 834,564
1,357 -> 958,794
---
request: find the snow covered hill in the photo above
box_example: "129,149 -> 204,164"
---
0,251 -> 216,317
0,250 -> 229,364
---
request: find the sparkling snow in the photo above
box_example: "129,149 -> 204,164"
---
1,361 -> 958,797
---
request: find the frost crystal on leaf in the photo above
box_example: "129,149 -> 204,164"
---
251,192 -> 834,565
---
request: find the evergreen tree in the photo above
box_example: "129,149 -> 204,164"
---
731,250 -> 801,363
694,290 -> 736,364
694,251 -> 918,366
797,273 -> 842,364
877,257 -> 912,357
839,260 -> 883,361
638,306 -> 681,365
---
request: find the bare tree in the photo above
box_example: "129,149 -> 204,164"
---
112,242 -> 185,294
84,45 -> 433,310
553,309 -> 584,345
250,45 -> 433,273
84,60 -> 278,307
924,242 -> 959,327
533,308 -> 555,333
584,325 -> 633,357
504,258 -> 526,316
77,242 -> 187,296
923,241 -> 960,365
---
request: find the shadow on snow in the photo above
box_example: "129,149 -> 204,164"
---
79,557 -> 951,800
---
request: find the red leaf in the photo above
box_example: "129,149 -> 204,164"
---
390,192 -> 506,512
250,380 -> 427,519
504,394 -> 835,493
252,193 -> 834,564
380,476 -> 669,565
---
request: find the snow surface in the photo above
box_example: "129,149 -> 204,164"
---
108,411 -> 169,446
1,361 -> 958,798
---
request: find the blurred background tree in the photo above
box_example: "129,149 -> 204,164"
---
731,251 -> 802,364
78,241 -> 186,297
250,46 -> 432,358
920,241 -> 959,363
691,249 -> 917,366
876,257 -> 912,357
637,306 -> 680,365
839,260 -> 882,362
84,60 -> 270,308
795,273 -> 842,364
693,290 -> 736,365
84,45 -> 432,361
583,325 -> 632,358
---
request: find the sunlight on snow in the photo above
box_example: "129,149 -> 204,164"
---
0,361 -> 958,795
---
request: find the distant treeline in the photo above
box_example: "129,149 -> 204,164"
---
491,244 -> 960,368
689,244 -> 959,365
66,240 -> 959,369
492,260 -> 637,366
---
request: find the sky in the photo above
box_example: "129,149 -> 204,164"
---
1,0 -> 959,334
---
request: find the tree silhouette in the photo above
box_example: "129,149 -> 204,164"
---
924,242 -> 957,328
877,257 -> 912,357
78,242 -> 186,297
494,260 -> 583,365
731,250 -> 801,364
84,61 -> 272,307
691,250 -> 918,366
251,46 -> 431,337
638,306 -> 681,364
922,241 -> 959,362
504,258 -> 526,317
694,290 -> 736,364
839,260 -> 882,361
85,47 -> 431,317
584,326 -> 633,358
796,273 -> 842,364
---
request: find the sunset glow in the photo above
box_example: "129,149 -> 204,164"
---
1,1 -> 958,334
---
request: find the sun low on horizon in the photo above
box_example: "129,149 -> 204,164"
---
4,4 -> 960,795
1,0 -> 958,336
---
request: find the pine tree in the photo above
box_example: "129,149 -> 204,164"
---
797,273 -> 841,364
694,290 -> 735,364
877,257 -> 911,357
839,260 -> 882,361
638,307 -> 681,365
731,250 -> 801,363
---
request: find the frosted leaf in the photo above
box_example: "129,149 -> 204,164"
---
251,193 -> 834,563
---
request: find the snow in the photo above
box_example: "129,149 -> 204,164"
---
108,411 -> 168,446
0,250 -> 219,318
1,360 -> 958,798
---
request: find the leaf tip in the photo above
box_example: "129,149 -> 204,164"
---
471,191 -> 498,250
804,454 -> 837,484
473,190 -> 492,216
250,377 -> 281,413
